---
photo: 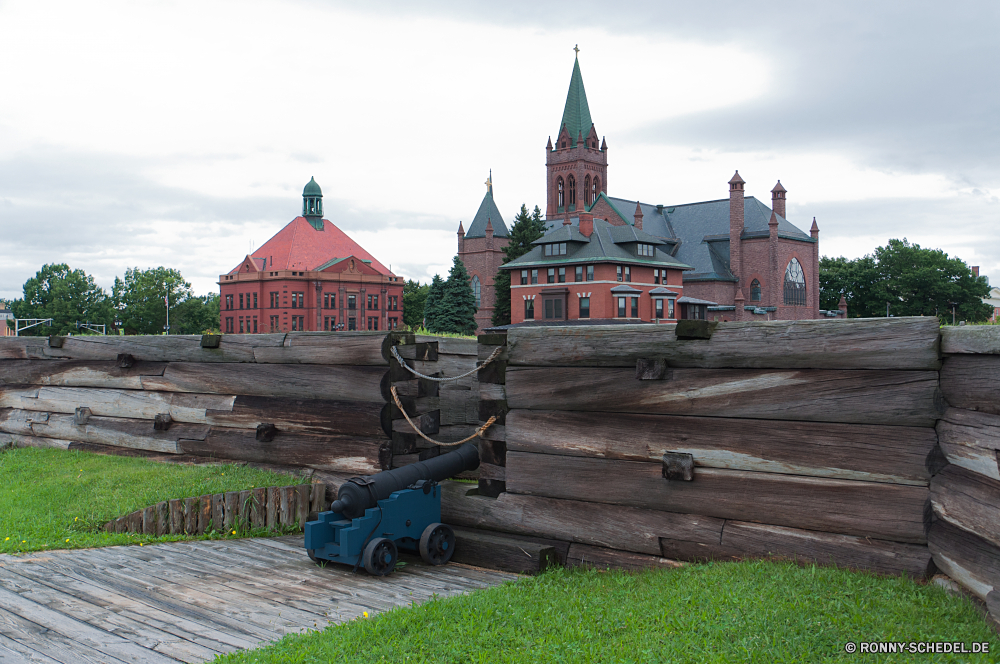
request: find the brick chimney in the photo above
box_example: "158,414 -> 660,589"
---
729,170 -> 745,286
771,180 -> 786,219
633,201 -> 643,231
838,295 -> 848,317
457,221 -> 465,253
973,266 -> 980,277
579,212 -> 594,237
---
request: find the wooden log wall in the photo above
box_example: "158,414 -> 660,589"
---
442,317 -> 946,578
930,327 -> 1000,622
102,483 -> 328,536
0,332 -> 397,489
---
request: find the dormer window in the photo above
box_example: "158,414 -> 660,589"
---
544,243 -> 567,256
638,244 -> 655,257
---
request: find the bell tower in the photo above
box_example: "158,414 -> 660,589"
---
545,46 -> 608,223
302,176 -> 324,230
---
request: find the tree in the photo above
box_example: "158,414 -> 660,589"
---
402,279 -> 430,329
10,264 -> 113,335
113,267 -> 194,335
820,238 -> 991,323
492,204 -> 547,327
422,274 -> 445,331
433,257 -> 478,335
171,293 -> 220,335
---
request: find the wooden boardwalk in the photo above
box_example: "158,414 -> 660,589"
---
0,535 -> 518,663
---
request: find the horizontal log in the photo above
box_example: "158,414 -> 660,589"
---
140,362 -> 384,403
928,518 -> 1000,601
506,367 -> 943,426
409,391 -> 480,426
940,355 -> 1000,415
441,481 -> 724,556
9,386 -> 235,424
414,335 -> 478,356
391,422 -> 478,444
0,360 -> 166,389
179,428 -> 383,474
931,465 -> 1000,549
252,331 -> 387,365
408,355 -> 478,385
0,408 -> 42,434
7,334 -> 283,362
23,411 -> 209,454
505,451 -> 929,543
205,395 -> 383,437
451,527 -> 560,574
506,410 -> 936,485
0,432 -> 72,449
937,408 -> 1000,481
941,326 -> 1000,355
0,338 -> 48,360
506,317 -> 941,370
719,521 -> 932,578
567,544 -> 683,571
478,462 -> 505,481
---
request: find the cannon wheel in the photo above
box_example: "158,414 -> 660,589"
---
363,537 -> 398,576
307,549 -> 319,564
419,523 -> 455,566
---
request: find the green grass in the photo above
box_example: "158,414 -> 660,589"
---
0,447 -> 308,554
215,561 -> 998,664
409,327 -> 477,339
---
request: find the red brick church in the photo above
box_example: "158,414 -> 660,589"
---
457,174 -> 510,331
500,52 -> 823,324
219,178 -> 404,334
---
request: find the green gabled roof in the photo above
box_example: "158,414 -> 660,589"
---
587,191 -> 631,225
558,56 -> 594,147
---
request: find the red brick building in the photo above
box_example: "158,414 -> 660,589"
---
457,175 -> 510,331
219,178 -> 403,334
502,53 -> 823,323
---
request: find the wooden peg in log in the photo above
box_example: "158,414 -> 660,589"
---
48,336 -> 65,348
255,422 -> 277,442
636,358 -> 670,380
117,353 -> 135,368
675,320 -> 718,340
378,442 -> 392,471
153,413 -> 173,431
200,334 -> 221,348
663,452 -> 695,481
74,407 -> 92,425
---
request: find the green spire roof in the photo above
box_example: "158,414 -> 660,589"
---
558,55 -> 594,147
303,176 -> 322,197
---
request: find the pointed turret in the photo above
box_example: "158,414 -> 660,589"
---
633,201 -> 644,231
771,180 -> 787,219
547,136 -> 553,151
558,53 -> 594,148
810,217 -> 819,238
302,176 -> 324,230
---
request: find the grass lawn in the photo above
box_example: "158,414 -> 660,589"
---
0,446 -> 308,554
215,561 -> 998,664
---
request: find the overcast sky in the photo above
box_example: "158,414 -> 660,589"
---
1,0 -> 997,301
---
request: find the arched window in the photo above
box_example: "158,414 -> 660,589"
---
593,177 -> 600,199
557,178 -> 565,208
783,259 -> 806,306
568,175 -> 576,206
471,276 -> 481,308
584,175 -> 591,205
750,279 -> 761,302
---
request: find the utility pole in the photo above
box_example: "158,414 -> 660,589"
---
165,292 -> 170,335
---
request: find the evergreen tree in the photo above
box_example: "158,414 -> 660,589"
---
436,256 -> 478,335
423,274 -> 445,331
402,279 -> 430,329
492,205 -> 547,326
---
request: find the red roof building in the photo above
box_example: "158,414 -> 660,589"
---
219,178 -> 404,333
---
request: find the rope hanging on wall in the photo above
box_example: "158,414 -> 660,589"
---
391,345 -> 502,382
390,385 -> 495,447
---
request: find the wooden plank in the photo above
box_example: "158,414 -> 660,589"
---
505,367 -> 943,426
199,496 -> 212,535
506,409 -> 936,485
0,338 -> 48,361
184,497 -> 198,534
205,394 -> 383,437
294,484 -> 310,527
0,386 -> 39,408
18,386 -> 236,424
155,501 -> 169,536
0,596 -> 133,664
169,499 -> 183,534
279,486 -> 294,527
179,429 -> 383,474
266,487 -> 279,529
24,412 -> 209,454
931,465 -> 1000,549
211,494 -> 224,533
223,492 -> 239,530
928,518 -> 1000,601
251,487 -> 267,528
506,317 -> 941,369
450,527 -> 559,574
253,331 -> 387,365
142,362 -> 385,403
441,481 -> 724,556
567,543 -> 683,571
941,326 -> 1000,354
238,490 -> 251,528
506,452 -> 929,543
0,432 -> 72,450
937,407 -> 1000,481
310,483 -> 326,514
940,355 -> 1000,415
414,335 -> 478,356
719,521 -> 933,577
0,359 -> 167,389
25,334 -> 266,363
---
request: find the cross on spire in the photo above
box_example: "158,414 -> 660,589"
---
573,44 -> 580,57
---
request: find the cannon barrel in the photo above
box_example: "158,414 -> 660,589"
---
330,442 -> 480,519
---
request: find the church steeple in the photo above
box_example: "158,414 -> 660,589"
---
558,47 -> 594,148
302,177 -> 324,230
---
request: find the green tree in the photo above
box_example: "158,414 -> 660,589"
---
492,204 -> 547,327
423,275 -> 445,331
171,293 -> 220,335
402,279 -> 430,329
10,264 -> 113,335
820,239 -> 991,323
433,257 -> 478,335
113,267 -> 194,335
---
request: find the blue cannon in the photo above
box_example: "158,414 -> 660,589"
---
304,442 -> 479,575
